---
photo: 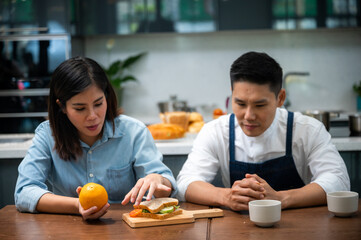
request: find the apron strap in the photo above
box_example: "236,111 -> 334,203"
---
286,111 -> 294,157
229,114 -> 235,162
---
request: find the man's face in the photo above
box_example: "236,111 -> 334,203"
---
232,81 -> 285,137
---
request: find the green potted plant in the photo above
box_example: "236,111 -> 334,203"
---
353,80 -> 361,111
103,52 -> 146,107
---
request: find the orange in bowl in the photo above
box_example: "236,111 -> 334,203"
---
79,182 -> 108,211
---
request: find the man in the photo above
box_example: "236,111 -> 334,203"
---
176,51 -> 350,211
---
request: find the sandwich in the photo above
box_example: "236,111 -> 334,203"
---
129,197 -> 182,220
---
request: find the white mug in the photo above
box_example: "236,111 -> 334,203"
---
327,191 -> 359,217
249,200 -> 281,227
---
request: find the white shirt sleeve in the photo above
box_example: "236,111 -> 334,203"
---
14,123 -> 54,213
176,122 -> 222,201
299,121 -> 350,193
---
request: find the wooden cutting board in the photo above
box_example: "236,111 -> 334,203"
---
122,208 -> 223,228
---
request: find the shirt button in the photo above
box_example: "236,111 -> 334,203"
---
89,173 -> 94,178
88,150 -> 92,154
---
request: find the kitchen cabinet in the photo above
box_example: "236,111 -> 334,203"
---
71,0 -> 360,36
217,0 -> 272,30
0,0 -> 70,34
1,0 -> 360,37
163,155 -> 224,187
72,0 -> 216,35
0,158 -> 22,209
341,151 -> 361,195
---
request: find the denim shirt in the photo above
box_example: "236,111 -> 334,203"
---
15,115 -> 177,213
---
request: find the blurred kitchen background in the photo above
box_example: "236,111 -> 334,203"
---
2,0 -> 361,209
1,0 -> 361,132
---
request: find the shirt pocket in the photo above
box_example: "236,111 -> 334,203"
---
106,163 -> 136,202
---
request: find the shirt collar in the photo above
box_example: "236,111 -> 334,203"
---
102,117 -> 124,140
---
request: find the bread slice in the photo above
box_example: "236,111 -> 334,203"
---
188,121 -> 204,133
139,208 -> 183,220
189,112 -> 203,123
160,112 -> 190,131
133,197 -> 179,213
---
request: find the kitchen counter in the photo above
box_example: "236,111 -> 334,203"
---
0,133 -> 361,159
0,134 -> 34,159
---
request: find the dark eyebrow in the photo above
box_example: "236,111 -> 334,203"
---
72,96 -> 104,106
234,97 -> 268,104
254,99 -> 268,104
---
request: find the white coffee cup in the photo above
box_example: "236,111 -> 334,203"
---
327,191 -> 359,217
249,200 -> 281,227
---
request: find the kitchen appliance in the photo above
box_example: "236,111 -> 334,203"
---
303,111 -> 361,138
321,112 -> 361,138
303,110 -> 330,131
349,114 -> 361,136
0,33 -> 69,133
158,95 -> 189,113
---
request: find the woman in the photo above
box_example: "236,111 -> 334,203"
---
15,57 -> 177,220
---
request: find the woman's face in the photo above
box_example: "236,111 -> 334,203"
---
63,84 -> 107,146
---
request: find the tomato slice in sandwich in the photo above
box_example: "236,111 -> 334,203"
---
129,209 -> 143,217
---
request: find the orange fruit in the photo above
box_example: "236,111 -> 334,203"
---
79,182 -> 108,211
213,108 -> 225,119
213,108 -> 224,116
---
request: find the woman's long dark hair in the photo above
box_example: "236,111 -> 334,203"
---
48,57 -> 118,161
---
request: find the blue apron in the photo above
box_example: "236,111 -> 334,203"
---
229,112 -> 305,191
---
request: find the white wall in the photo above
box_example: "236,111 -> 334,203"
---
81,28 -> 361,123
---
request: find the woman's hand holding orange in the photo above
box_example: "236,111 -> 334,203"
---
76,186 -> 110,220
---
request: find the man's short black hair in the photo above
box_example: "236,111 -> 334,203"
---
230,51 -> 283,96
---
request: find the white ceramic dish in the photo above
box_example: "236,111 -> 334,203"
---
327,191 -> 359,217
249,200 -> 281,227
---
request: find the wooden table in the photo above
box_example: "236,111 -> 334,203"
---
211,201 -> 361,240
0,201 -> 360,240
